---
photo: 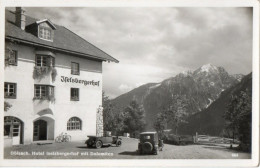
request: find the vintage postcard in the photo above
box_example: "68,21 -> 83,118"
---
0,0 -> 259,167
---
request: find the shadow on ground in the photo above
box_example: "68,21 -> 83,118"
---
76,145 -> 116,149
118,151 -> 139,156
77,146 -> 88,149
202,144 -> 250,154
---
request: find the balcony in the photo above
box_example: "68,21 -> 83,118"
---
33,85 -> 55,114
33,51 -> 57,85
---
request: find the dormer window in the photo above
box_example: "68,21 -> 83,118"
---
25,19 -> 56,42
39,26 -> 52,41
37,21 -> 55,41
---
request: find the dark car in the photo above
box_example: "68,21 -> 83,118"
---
138,132 -> 164,155
85,136 -> 122,148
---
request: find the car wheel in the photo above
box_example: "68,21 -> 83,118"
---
116,141 -> 122,147
142,142 -> 153,153
95,141 -> 102,149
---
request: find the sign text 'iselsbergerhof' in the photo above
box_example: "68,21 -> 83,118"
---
61,76 -> 100,86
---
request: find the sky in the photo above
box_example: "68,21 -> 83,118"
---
9,7 -> 253,98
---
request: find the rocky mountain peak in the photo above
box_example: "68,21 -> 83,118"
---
199,63 -> 218,73
193,64 -> 226,77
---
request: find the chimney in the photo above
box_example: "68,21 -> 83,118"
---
15,7 -> 26,30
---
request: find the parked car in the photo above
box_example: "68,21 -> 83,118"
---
164,134 -> 194,145
85,136 -> 122,148
138,132 -> 164,155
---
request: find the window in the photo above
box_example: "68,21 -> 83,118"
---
71,62 -> 79,75
34,85 -> 54,100
71,88 -> 79,101
4,83 -> 16,99
36,55 -> 55,67
39,26 -> 52,41
67,117 -> 82,130
5,50 -> 17,66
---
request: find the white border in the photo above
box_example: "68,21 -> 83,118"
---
0,0 -> 259,167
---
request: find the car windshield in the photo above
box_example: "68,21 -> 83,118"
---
144,135 -> 151,139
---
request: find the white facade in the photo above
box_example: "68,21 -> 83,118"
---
4,42 -> 103,145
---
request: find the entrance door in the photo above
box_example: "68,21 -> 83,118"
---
12,124 -> 20,145
33,120 -> 47,141
4,116 -> 23,145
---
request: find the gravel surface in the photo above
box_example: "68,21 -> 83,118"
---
4,137 -> 251,159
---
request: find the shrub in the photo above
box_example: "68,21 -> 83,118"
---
33,95 -> 55,103
4,101 -> 12,111
33,66 -> 57,82
51,68 -> 57,82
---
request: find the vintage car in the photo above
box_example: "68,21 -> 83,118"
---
85,136 -> 122,148
138,132 -> 164,155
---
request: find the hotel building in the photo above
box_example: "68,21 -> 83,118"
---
4,8 -> 118,146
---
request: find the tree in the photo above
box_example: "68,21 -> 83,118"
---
224,95 -> 240,142
154,110 -> 167,138
102,91 -> 125,135
235,91 -> 252,147
167,95 -> 188,135
224,90 -> 252,149
123,100 -> 146,135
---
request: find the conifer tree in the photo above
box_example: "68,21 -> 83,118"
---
167,95 -> 188,135
123,100 -> 146,135
154,110 -> 167,138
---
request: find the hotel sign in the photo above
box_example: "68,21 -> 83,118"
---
61,76 -> 100,86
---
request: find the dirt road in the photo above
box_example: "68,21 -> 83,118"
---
4,137 -> 250,159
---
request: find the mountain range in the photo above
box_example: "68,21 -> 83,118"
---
179,72 -> 252,135
112,64 -> 248,134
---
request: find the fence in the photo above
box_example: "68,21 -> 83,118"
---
195,133 -> 240,144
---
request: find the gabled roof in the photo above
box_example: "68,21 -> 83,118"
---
36,19 -> 57,29
5,10 -> 119,63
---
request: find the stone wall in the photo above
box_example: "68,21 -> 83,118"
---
96,106 -> 104,137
